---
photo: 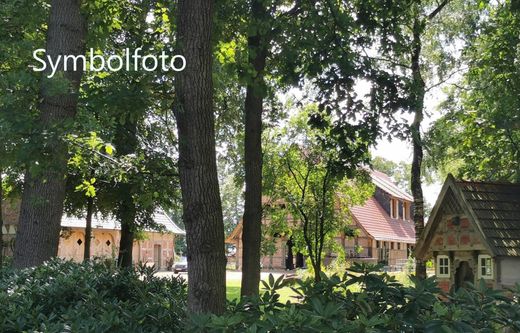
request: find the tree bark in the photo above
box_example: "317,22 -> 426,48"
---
286,237 -> 294,270
241,0 -> 269,297
117,206 -> 135,268
296,252 -> 304,268
83,195 -> 93,261
174,0 -> 226,314
410,17 -> 427,280
114,122 -> 138,268
117,182 -> 136,268
13,0 -> 86,269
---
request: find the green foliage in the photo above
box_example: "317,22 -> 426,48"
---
188,264 -> 520,332
1,260 -> 519,332
426,1 -> 520,182
0,258 -> 187,332
263,106 -> 374,278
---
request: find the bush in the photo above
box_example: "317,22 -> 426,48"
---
2,260 -> 519,332
0,258 -> 187,332
187,263 -> 520,333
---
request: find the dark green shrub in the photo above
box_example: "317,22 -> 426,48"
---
0,258 -> 187,332
187,263 -> 520,333
2,260 -> 519,332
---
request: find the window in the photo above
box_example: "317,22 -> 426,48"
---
376,241 -> 380,248
478,255 -> 493,279
437,255 -> 450,277
390,199 -> 398,219
397,243 -> 401,250
391,242 -> 394,250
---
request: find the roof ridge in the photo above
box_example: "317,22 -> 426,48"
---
455,179 -> 520,186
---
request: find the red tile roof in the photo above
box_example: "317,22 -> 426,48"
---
370,170 -> 413,202
351,197 -> 415,243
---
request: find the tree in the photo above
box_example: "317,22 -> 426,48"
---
13,0 -> 87,268
240,0 -> 270,298
264,107 -> 373,281
174,0 -> 226,314
405,0 -> 476,279
66,0 -> 180,268
427,0 -> 520,182
302,0 -> 479,279
66,133 -> 115,261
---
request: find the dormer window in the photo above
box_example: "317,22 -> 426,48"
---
390,199 -> 398,219
403,202 -> 409,220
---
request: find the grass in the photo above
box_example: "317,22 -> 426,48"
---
226,278 -> 299,303
225,269 -> 414,303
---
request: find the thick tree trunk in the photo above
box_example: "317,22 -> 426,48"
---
241,0 -> 269,297
83,196 -> 93,261
410,17 -> 427,280
118,218 -> 135,268
13,0 -> 86,269
116,181 -> 137,268
174,0 -> 226,314
113,112 -> 138,267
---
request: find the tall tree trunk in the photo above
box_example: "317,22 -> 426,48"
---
286,237 -> 294,270
118,226 -> 135,267
13,0 -> 86,269
410,17 -> 427,280
83,195 -> 93,261
241,0 -> 269,297
296,252 -> 304,268
112,111 -> 138,267
174,0 -> 226,314
0,171 -> 4,266
117,184 -> 136,268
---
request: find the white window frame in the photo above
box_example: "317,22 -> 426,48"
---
478,255 -> 493,279
436,255 -> 450,278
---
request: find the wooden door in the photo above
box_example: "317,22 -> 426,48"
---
153,244 -> 161,269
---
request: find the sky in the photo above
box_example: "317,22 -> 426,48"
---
371,134 -> 442,210
371,86 -> 446,210
283,81 -> 448,209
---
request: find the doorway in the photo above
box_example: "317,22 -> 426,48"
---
455,261 -> 474,290
153,245 -> 162,269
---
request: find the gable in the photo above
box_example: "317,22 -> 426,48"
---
416,177 -> 492,259
417,175 -> 520,259
421,187 -> 488,257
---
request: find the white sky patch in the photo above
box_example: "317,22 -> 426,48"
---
371,84 -> 447,207
278,74 -> 457,208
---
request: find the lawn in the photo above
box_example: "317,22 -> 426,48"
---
225,270 -> 413,303
226,277 -> 299,303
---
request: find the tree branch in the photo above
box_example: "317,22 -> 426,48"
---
427,0 -> 450,20
425,66 -> 468,92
